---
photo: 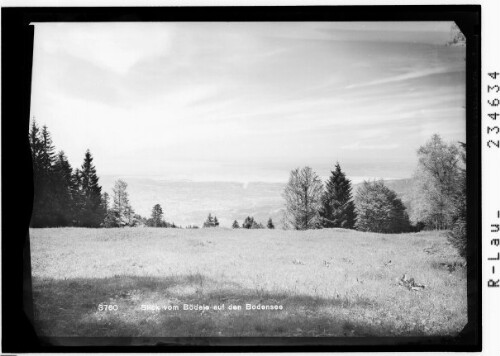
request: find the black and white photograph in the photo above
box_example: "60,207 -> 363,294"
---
26,20 -> 470,339
1,4 -> 486,351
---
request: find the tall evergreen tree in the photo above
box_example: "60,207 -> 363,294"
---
79,150 -> 105,227
267,218 -> 275,229
52,151 -> 74,225
29,120 -> 43,177
319,163 -> 356,229
71,168 -> 84,226
29,120 -> 44,227
29,122 -> 57,226
151,204 -> 164,227
40,126 -> 56,172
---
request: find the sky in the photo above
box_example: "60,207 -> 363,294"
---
30,22 -> 466,183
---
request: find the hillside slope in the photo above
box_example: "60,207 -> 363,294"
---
30,227 -> 466,338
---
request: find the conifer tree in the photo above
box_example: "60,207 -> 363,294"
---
203,213 -> 216,227
29,122 -> 57,226
242,216 -> 254,229
29,120 -> 44,226
29,120 -> 43,177
267,218 -> 275,229
151,204 -> 164,227
52,151 -> 74,225
232,220 -> 240,228
214,216 -> 219,227
71,168 -> 84,225
80,150 -> 105,227
319,163 -> 356,229
40,126 -> 56,172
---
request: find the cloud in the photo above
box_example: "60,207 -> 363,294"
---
341,142 -> 400,151
346,66 -> 462,89
31,22 -> 466,181
35,23 -> 174,74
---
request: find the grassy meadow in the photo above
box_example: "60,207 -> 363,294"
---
30,227 -> 467,338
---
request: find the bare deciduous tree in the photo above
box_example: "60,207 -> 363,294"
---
282,167 -> 323,230
112,179 -> 133,227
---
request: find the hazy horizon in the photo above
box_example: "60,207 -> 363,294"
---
96,175 -> 413,227
30,21 -> 465,183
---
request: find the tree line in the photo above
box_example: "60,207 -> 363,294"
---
29,121 -> 180,229
30,123 -> 466,255
30,121 -> 105,227
281,134 -> 466,256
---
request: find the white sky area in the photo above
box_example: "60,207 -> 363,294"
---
30,22 -> 466,183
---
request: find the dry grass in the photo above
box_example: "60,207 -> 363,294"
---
30,227 -> 467,337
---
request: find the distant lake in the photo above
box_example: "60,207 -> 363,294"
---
99,176 -> 286,228
99,175 -> 410,228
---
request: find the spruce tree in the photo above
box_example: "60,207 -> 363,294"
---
319,163 -> 356,229
29,120 -> 43,226
52,151 -> 74,226
80,150 -> 105,227
71,168 -> 84,226
29,120 -> 43,177
30,123 -> 57,226
242,216 -> 254,229
151,204 -> 164,227
267,218 -> 275,229
40,126 -> 56,172
232,220 -> 240,228
203,213 -> 215,228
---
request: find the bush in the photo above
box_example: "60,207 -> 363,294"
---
355,180 -> 412,233
242,216 -> 264,229
203,213 -> 219,228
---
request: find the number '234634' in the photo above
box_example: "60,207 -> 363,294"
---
487,72 -> 500,149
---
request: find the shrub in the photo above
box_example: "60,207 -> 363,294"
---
355,180 -> 412,233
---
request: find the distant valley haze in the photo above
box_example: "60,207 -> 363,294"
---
97,175 -> 413,228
